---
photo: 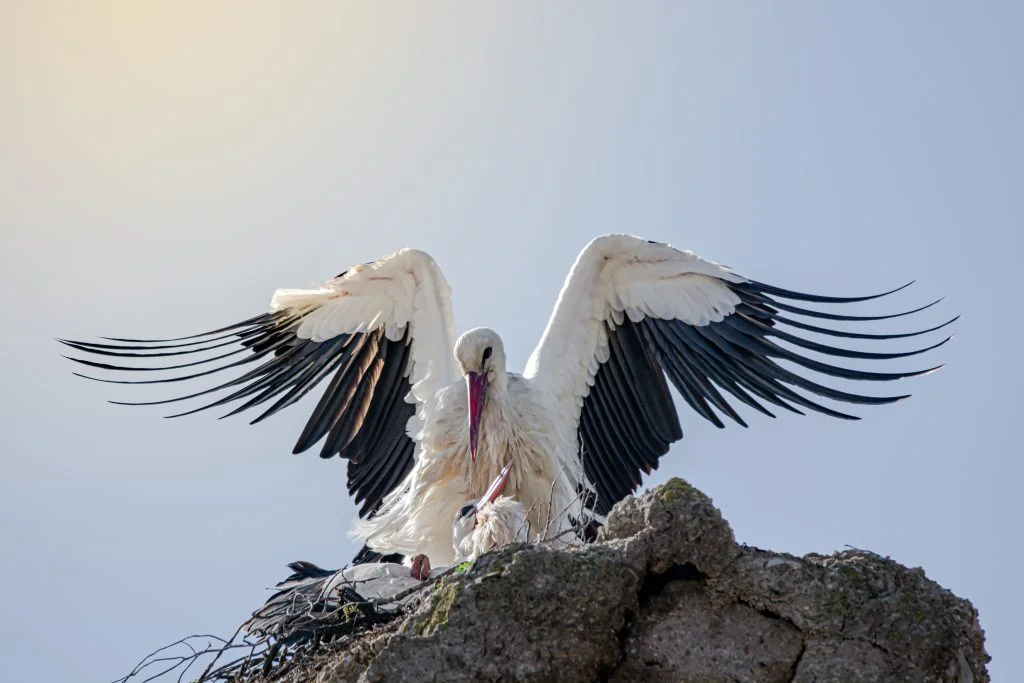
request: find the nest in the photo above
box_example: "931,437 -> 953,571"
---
112,564 -> 438,683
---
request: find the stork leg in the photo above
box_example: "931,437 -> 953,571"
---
410,553 -> 431,580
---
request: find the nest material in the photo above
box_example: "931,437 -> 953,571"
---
113,568 -> 433,683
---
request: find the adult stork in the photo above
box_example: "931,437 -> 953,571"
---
60,235 -> 954,564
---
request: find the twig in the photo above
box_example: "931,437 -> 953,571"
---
196,623 -> 245,682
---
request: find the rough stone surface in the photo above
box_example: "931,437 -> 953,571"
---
599,477 -> 738,576
611,581 -> 804,682
272,479 -> 989,683
362,544 -> 640,682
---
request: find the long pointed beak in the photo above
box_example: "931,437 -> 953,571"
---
466,371 -> 488,462
482,461 -> 513,506
469,461 -> 514,517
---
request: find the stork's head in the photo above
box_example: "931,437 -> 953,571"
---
452,462 -> 521,561
454,327 -> 505,462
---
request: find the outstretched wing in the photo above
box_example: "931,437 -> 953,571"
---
525,234 -> 955,516
60,248 -> 458,517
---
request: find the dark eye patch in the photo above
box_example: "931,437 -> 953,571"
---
482,346 -> 493,362
459,504 -> 475,519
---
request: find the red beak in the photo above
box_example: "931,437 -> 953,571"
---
466,371 -> 488,462
469,461 -> 514,517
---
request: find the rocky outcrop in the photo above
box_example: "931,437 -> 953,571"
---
276,479 -> 989,682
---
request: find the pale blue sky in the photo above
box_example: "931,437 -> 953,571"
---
1,3 -> 1020,681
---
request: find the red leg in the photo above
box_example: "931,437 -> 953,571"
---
410,553 -> 431,580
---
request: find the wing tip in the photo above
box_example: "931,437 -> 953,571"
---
747,278 -> 916,304
71,370 -> 103,382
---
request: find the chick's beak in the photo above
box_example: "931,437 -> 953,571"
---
467,461 -> 514,518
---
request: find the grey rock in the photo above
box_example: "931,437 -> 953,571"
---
269,478 -> 989,683
361,543 -> 640,682
611,581 -> 804,682
599,477 -> 738,576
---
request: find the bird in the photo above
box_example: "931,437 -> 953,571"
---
450,461 -> 530,564
243,462 -> 526,641
60,234 -> 955,564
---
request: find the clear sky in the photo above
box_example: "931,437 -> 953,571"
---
1,2 -> 1020,681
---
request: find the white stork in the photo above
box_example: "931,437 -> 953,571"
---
61,235 -> 954,564
244,462 -> 526,639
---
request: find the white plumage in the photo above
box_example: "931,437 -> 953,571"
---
63,234 -> 953,566
351,327 -> 584,563
456,496 -> 529,562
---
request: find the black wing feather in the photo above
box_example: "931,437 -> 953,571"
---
578,279 -> 952,516
579,318 -> 681,516
59,309 -> 417,518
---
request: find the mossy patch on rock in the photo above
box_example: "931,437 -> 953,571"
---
657,477 -> 704,505
403,580 -> 462,637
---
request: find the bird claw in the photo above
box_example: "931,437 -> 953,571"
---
410,553 -> 431,580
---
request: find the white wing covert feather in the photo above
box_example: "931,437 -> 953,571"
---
526,235 -> 745,409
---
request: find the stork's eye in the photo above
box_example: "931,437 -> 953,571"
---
458,504 -> 475,519
482,346 -> 493,362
